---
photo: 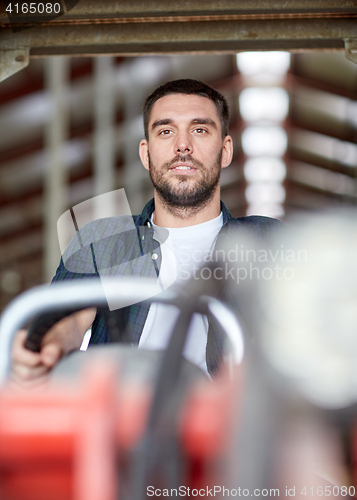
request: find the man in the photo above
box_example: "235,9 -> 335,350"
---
11,79 -> 281,386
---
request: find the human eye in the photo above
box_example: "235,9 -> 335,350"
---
159,129 -> 172,136
193,128 -> 207,134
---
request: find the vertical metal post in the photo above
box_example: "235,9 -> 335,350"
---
93,56 -> 116,219
123,61 -> 148,214
43,56 -> 69,282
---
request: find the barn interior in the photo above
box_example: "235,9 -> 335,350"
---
0,1 -> 356,310
0,4 -> 357,500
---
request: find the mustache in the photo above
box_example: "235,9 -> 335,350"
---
164,154 -> 204,170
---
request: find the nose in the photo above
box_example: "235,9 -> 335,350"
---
174,131 -> 193,154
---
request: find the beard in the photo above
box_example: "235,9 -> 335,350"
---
148,150 -> 222,211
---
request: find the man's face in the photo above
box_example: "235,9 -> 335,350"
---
139,94 -> 233,209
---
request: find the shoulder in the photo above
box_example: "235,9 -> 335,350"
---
227,214 -> 284,236
65,215 -> 137,250
221,215 -> 287,250
57,215 -> 139,276
221,201 -> 283,233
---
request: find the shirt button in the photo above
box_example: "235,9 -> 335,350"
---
152,253 -> 158,260
142,235 -> 145,240
147,222 -> 151,228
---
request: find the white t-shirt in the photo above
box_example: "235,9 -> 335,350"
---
138,213 -> 224,373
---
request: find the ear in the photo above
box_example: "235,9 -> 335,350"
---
221,135 -> 233,169
139,139 -> 149,171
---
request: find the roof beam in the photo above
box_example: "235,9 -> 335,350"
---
289,145 -> 357,178
2,1 -> 357,21
0,2 -> 357,57
289,110 -> 357,144
0,19 -> 356,56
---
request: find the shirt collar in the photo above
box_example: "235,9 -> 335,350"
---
136,198 -> 233,227
136,198 -> 155,227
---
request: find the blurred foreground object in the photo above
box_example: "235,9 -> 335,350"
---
219,209 -> 357,496
0,277 -> 243,500
260,210 -> 357,410
1,208 -> 357,500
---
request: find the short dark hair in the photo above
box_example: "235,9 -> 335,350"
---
143,79 -> 229,140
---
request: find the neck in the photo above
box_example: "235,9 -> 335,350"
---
152,187 -> 221,228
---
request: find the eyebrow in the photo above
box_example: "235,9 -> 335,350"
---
151,117 -> 217,131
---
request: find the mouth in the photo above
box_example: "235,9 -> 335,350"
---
169,163 -> 197,174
